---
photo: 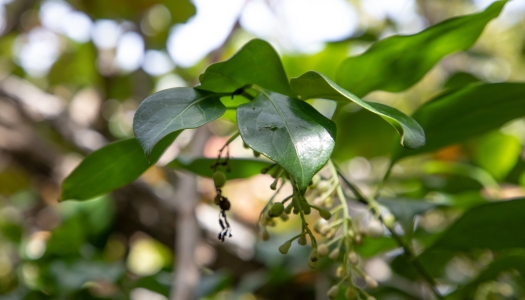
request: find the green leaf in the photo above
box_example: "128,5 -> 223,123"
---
335,1 -> 506,97
133,87 -> 225,157
60,132 -> 179,201
198,39 -> 294,97
393,83 -> 525,161
167,156 -> 273,179
291,71 -> 425,149
473,131 -> 522,180
430,198 -> 525,250
236,89 -> 336,190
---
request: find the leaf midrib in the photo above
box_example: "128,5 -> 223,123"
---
259,90 -> 305,184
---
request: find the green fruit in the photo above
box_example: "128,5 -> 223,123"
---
308,248 -> 319,269
212,171 -> 226,188
268,203 -> 284,218
319,209 -> 332,220
278,240 -> 291,254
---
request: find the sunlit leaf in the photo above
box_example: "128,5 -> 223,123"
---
291,71 -> 425,149
473,131 -> 522,180
167,156 -> 272,179
393,83 -> 525,161
133,87 -> 225,157
198,39 -> 294,97
60,132 -> 179,201
236,89 -> 336,190
336,1 -> 506,97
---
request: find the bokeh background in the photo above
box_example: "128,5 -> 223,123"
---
1,0 -> 525,299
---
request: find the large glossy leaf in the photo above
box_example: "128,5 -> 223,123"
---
167,156 -> 272,180
430,198 -> 525,250
393,83 -> 525,161
133,87 -> 225,157
336,1 -> 506,97
198,39 -> 294,97
291,71 -> 425,149
60,132 -> 179,201
236,90 -> 336,191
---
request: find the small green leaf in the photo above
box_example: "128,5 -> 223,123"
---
473,131 -> 522,180
393,83 -> 525,161
60,132 -> 179,201
336,1 -> 506,97
133,87 -> 225,157
198,39 -> 294,97
236,89 -> 336,190
431,198 -> 525,250
167,156 -> 273,179
291,71 -> 425,149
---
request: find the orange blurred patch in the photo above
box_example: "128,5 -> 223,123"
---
433,145 -> 463,161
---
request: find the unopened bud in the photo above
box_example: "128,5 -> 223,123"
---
327,285 -> 339,299
329,248 -> 340,260
268,203 -> 284,218
335,266 -> 346,278
308,248 -> 319,269
345,288 -> 356,299
298,235 -> 307,246
261,228 -> 270,241
348,251 -> 359,265
318,244 -> 329,257
383,213 -> 395,228
278,240 -> 292,254
319,208 -> 331,220
365,275 -> 378,289
366,219 -> 384,238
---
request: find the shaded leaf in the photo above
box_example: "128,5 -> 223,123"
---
336,1 -> 506,97
167,156 -> 273,179
291,71 -> 425,149
133,87 -> 225,157
236,90 -> 336,190
60,132 -> 179,201
448,252 -> 525,299
430,198 -> 525,250
198,39 -> 294,97
393,83 -> 525,161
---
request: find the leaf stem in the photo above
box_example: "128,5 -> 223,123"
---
336,167 -> 444,300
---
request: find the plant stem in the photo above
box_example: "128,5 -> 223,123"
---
336,168 -> 444,300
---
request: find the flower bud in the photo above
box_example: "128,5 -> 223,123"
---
212,171 -> 226,188
298,235 -> 307,246
253,150 -> 260,157
335,266 -> 346,278
383,213 -> 395,228
268,203 -> 284,218
280,213 -> 289,221
345,288 -> 356,299
327,285 -> 339,299
347,251 -> 359,265
261,228 -> 270,241
329,248 -> 340,260
365,275 -> 378,289
366,219 -> 384,238
317,244 -> 329,257
278,240 -> 292,254
319,208 -> 332,220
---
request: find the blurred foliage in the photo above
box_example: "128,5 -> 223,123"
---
0,0 -> 525,300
